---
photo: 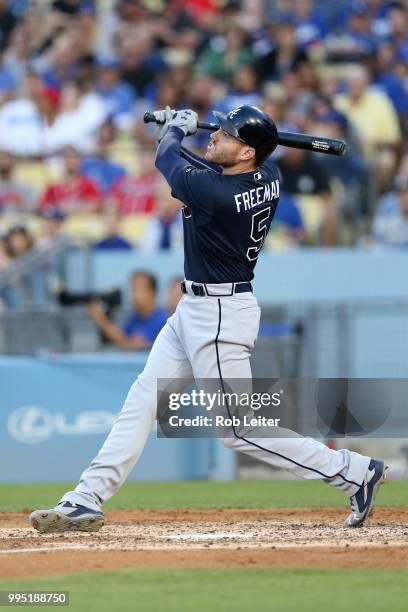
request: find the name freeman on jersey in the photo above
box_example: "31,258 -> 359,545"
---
234,180 -> 279,213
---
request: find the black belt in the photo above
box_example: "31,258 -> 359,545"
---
181,281 -> 253,297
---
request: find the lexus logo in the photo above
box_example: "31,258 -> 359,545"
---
8,407 -> 53,444
7,406 -> 117,444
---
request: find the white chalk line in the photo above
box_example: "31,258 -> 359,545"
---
159,533 -> 252,540
0,544 -> 97,554
1,538 -> 405,555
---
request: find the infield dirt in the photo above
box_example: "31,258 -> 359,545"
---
1,508 -> 408,578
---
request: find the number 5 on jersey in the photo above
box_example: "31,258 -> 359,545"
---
247,207 -> 272,261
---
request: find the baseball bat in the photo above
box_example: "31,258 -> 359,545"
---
143,111 -> 347,156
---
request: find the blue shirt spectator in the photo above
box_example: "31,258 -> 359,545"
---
95,59 -> 136,129
82,156 -> 126,193
281,8 -> 329,48
374,72 -> 408,116
81,120 -> 126,193
94,235 -> 133,250
122,308 -> 167,344
274,192 -> 304,232
86,270 -> 167,349
0,65 -> 16,93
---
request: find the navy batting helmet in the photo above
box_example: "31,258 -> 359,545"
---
212,105 -> 279,163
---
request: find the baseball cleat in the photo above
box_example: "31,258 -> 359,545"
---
29,501 -> 104,534
345,459 -> 387,528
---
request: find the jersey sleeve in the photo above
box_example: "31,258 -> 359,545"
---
155,128 -> 216,220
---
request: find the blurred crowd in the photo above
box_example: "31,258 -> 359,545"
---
0,0 -> 407,275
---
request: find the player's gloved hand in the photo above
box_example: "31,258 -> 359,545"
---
154,105 -> 175,143
168,109 -> 198,137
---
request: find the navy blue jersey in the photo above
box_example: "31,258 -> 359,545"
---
155,127 -> 280,283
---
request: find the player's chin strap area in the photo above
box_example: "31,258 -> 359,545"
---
181,280 -> 253,297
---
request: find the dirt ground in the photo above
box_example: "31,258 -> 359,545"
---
1,508 -> 408,578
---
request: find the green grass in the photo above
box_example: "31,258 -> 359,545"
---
1,479 -> 407,512
0,569 -> 407,612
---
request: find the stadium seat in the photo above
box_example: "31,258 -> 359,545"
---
296,194 -> 325,244
118,214 -> 150,246
62,214 -> 106,242
15,162 -> 57,193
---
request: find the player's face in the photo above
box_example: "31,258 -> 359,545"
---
205,129 -> 248,167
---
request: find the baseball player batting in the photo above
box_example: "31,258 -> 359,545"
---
29,105 -> 386,534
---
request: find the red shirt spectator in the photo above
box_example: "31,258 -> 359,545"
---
39,146 -> 102,213
109,172 -> 158,214
40,176 -> 101,212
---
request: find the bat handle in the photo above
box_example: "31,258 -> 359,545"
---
143,111 -> 218,131
143,111 -> 158,124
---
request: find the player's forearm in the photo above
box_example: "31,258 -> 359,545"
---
155,127 -> 190,185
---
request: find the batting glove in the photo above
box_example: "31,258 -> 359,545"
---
154,105 -> 175,143
168,109 -> 198,137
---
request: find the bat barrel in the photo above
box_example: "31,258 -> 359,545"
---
277,132 -> 346,156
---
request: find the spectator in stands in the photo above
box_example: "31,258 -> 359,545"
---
46,78 -> 108,153
139,176 -> 183,251
119,29 -> 167,98
347,1 -> 378,58
0,229 -> 10,269
0,0 -> 17,52
196,24 -> 253,84
266,191 -> 305,249
216,65 -> 262,115
372,177 -> 408,247
254,17 -> 309,82
81,121 -> 126,193
185,74 -> 218,151
93,212 -> 133,250
309,107 -> 370,221
108,149 -> 158,215
0,70 -> 45,155
0,70 -> 96,156
86,270 -> 167,350
373,41 -> 408,120
388,2 -> 408,62
334,65 -> 401,186
39,31 -> 81,90
51,1 -> 95,17
39,145 -> 102,213
2,23 -> 31,88
282,0 -> 328,49
277,147 -> 337,246
96,0 -> 147,59
0,150 -> 35,212
4,225 -> 33,259
134,73 -> 186,146
95,57 -> 136,130
37,207 -> 66,249
0,49 -> 16,105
